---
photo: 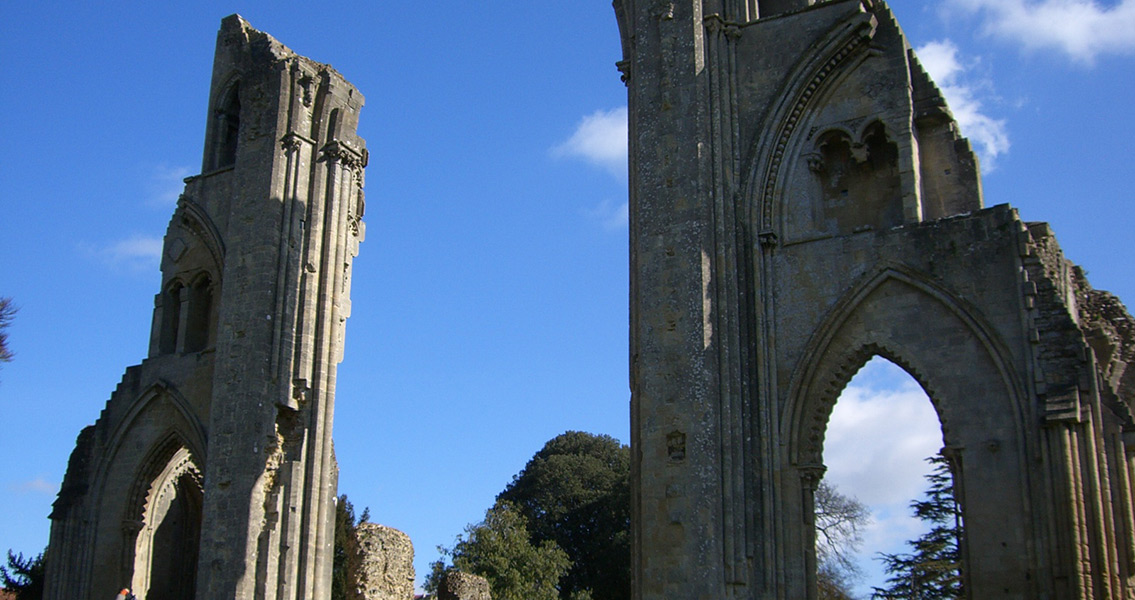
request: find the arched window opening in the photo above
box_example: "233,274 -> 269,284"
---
326,107 -> 341,141
183,275 -> 213,353
158,282 -> 183,355
817,356 -> 961,598
812,122 -> 902,233
212,83 -> 240,170
131,447 -> 202,600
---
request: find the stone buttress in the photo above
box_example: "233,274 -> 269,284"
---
43,15 -> 366,600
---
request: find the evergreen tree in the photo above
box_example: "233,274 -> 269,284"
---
427,501 -> 570,600
1,550 -> 44,600
873,455 -> 963,599
0,297 -> 16,367
332,494 -> 369,600
497,431 -> 630,600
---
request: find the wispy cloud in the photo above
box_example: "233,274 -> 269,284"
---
80,235 -> 164,272
552,107 -> 628,179
825,381 -> 942,507
9,477 -> 55,495
147,163 -> 192,207
916,40 -> 1011,171
585,198 -> 629,230
950,0 -> 1135,63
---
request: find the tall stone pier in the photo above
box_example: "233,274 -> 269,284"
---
615,0 -> 1135,597
43,15 -> 367,600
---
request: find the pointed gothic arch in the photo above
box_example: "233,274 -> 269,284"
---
61,382 -> 209,599
619,1 -> 1135,597
741,10 -> 878,238
209,80 -> 241,171
778,266 -> 1038,596
125,435 -> 203,600
784,265 -> 1027,467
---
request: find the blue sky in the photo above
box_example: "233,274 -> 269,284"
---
1,0 -> 1133,594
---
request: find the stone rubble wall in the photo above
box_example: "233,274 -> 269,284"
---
349,523 -> 415,600
436,571 -> 491,600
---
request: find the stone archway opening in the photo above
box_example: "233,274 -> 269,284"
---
131,446 -> 203,600
819,355 -> 955,596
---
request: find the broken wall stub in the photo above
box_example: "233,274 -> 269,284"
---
436,572 -> 491,600
43,14 -> 366,600
349,523 -> 415,600
614,0 -> 1135,597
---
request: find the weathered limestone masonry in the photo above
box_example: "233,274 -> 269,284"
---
43,15 -> 366,600
614,0 -> 1135,598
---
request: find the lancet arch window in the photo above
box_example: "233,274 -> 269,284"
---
157,272 -> 216,355
183,274 -> 213,353
209,82 -> 240,171
158,282 -> 183,355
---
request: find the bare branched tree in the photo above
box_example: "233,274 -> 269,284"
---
815,481 -> 870,599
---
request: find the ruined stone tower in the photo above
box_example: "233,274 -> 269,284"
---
43,15 -> 366,600
615,0 -> 1135,597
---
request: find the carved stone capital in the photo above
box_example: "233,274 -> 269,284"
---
804,151 -> 824,173
320,140 -> 366,171
798,464 -> 827,490
280,131 -> 314,153
616,59 -> 632,86
704,15 -> 742,39
704,14 -> 725,33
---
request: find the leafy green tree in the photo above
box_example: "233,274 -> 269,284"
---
497,431 -> 630,600
873,455 -> 963,599
1,550 -> 44,600
0,297 -> 16,367
332,494 -> 369,600
814,481 -> 869,599
428,500 -> 570,600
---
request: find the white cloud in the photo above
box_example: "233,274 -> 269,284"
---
81,235 -> 164,271
823,357 -> 945,592
585,198 -> 629,230
916,40 -> 1011,171
552,107 -> 628,179
824,383 -> 942,507
951,0 -> 1135,63
147,163 -> 192,207
9,477 -> 55,495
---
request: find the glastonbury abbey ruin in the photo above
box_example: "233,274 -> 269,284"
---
44,15 -> 367,600
616,0 -> 1135,597
40,1 -> 1135,599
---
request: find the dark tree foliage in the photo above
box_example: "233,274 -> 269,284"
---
1,550 -> 44,600
0,297 -> 16,366
873,455 -> 963,600
426,501 -> 571,600
332,494 -> 369,600
814,481 -> 869,599
496,431 -> 630,600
